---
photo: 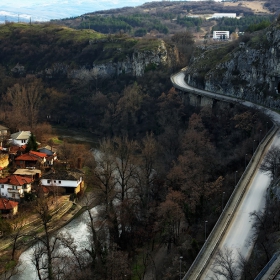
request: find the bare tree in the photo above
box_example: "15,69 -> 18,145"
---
105,243 -> 132,280
260,146 -> 280,179
9,214 -> 27,261
83,193 -> 106,274
211,247 -> 241,280
4,78 -> 43,130
136,133 -> 158,216
31,198 -> 58,280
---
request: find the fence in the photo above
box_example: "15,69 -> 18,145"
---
254,252 -> 280,280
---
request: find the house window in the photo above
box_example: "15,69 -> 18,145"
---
12,194 -> 15,198
54,180 -> 56,183
47,180 -> 50,184
1,193 -> 3,196
21,139 -> 26,143
58,181 -> 61,184
1,185 -> 4,188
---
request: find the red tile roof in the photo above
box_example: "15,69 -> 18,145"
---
30,151 -> 47,158
15,151 -> 47,161
9,145 -> 26,154
0,198 -> 18,210
0,177 -> 8,184
0,175 -> 33,185
15,153 -> 39,161
10,175 -> 33,185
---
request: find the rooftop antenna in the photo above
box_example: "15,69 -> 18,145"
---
30,17 -> 31,25
18,14 -> 19,23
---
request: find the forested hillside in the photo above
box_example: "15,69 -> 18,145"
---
52,0 -> 280,37
0,21 -> 272,279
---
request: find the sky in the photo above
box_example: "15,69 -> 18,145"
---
0,0 -> 162,23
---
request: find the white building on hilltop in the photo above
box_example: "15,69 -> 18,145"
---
213,31 -> 230,40
211,13 -> 237,19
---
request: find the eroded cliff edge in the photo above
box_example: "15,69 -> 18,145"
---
185,19 -> 280,110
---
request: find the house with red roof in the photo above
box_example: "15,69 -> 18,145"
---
14,151 -> 47,169
0,175 -> 33,200
0,198 -> 18,218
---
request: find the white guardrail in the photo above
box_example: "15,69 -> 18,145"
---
170,71 -> 279,280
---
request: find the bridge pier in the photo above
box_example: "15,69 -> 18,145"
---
178,90 -> 234,110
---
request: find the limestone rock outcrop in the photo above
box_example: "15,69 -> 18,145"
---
185,21 -> 280,110
44,39 -> 174,81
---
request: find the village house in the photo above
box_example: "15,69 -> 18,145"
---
0,198 -> 18,218
14,151 -> 48,169
10,131 -> 31,146
0,175 -> 33,200
40,169 -> 84,194
38,145 -> 57,158
13,168 -> 42,181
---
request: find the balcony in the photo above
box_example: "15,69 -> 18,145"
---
7,188 -> 22,194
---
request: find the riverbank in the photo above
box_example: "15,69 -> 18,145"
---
0,195 -> 87,277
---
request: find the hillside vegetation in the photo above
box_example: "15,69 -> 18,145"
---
0,2 -> 279,279
0,23 -> 166,71
51,0 -> 280,38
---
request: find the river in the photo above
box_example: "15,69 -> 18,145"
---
11,207 -> 98,280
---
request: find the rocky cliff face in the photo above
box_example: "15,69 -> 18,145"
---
36,39 -> 175,81
186,20 -> 280,110
69,39 -> 172,79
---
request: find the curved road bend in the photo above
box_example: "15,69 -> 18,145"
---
171,71 -> 280,279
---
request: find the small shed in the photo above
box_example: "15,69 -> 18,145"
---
0,198 -> 18,218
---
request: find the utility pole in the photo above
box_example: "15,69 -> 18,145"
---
180,256 -> 183,280
205,221 -> 208,242
222,192 -> 225,211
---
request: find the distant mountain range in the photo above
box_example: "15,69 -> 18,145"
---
0,0 -> 224,23
0,0 -> 159,23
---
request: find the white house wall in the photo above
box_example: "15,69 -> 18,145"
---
0,184 -> 26,200
40,178 -> 81,188
12,139 -> 28,146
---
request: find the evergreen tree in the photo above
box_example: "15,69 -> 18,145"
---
26,133 -> 38,152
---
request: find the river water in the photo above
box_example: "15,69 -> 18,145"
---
11,207 -> 98,280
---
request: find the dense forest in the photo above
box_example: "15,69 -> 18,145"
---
212,15 -> 274,33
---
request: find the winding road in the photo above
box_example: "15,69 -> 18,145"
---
171,71 -> 280,280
